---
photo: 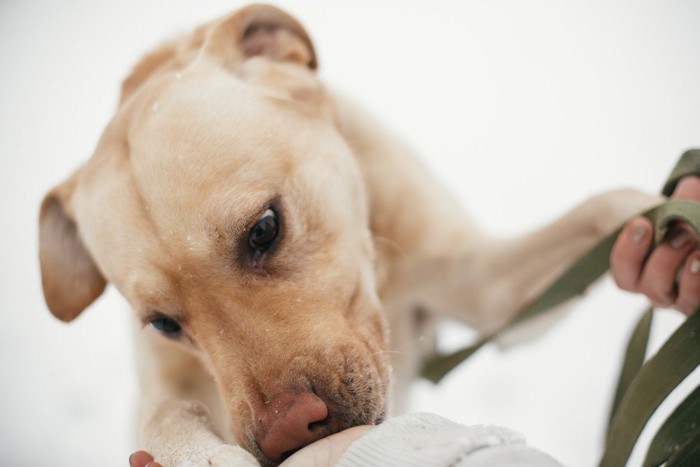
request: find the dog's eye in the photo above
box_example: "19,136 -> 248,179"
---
149,315 -> 182,338
248,208 -> 278,252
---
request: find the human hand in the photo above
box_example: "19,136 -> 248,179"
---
280,425 -> 373,466
610,176 -> 700,316
128,451 -> 161,467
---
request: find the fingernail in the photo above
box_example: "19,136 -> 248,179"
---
691,258 -> 700,274
631,221 -> 647,244
669,229 -> 691,249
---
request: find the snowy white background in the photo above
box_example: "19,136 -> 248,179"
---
1,1 -> 699,466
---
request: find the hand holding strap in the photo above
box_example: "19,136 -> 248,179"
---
421,149 -> 700,467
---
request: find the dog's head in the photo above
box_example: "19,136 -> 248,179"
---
38,4 -> 389,465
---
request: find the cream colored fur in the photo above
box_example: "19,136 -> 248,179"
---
38,4 -> 661,466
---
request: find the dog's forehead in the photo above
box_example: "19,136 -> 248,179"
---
132,69 -> 300,173
76,66 -> 367,295
124,67 -> 337,211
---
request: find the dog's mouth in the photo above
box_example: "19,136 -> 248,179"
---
231,332 -> 391,466
251,438 -> 307,467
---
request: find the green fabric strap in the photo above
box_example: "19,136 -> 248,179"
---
421,150 -> 700,466
600,311 -> 700,467
663,149 -> 700,197
644,385 -> 700,467
666,428 -> 700,467
607,306 -> 654,437
422,199 -> 700,384
421,224 -> 622,383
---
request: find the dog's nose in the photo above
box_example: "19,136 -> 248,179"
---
257,391 -> 336,462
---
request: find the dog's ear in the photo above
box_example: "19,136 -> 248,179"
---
121,5 -> 317,103
39,172 -> 106,322
206,4 -> 318,70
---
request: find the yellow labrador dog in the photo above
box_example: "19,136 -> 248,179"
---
39,4 -> 660,466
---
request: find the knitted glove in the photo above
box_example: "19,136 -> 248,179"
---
336,413 -> 561,467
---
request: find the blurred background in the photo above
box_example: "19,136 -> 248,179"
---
1,1 -> 699,465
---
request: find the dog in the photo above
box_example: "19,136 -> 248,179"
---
38,4 -> 662,466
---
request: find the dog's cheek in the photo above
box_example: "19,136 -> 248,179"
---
344,302 -> 392,397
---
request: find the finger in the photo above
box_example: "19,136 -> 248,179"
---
129,451 -> 154,467
672,176 -> 700,201
281,425 -> 374,467
610,217 -> 654,291
638,225 -> 696,307
675,251 -> 700,316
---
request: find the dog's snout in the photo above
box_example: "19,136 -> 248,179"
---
257,390 -> 337,463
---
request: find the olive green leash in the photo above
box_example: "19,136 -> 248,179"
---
421,150 -> 700,466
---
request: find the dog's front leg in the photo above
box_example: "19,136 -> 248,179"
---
467,188 -> 664,331
386,188 -> 663,335
140,398 -> 258,466
134,324 -> 259,467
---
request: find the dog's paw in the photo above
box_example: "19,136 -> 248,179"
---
131,446 -> 260,467
581,188 -> 663,237
188,445 -> 260,467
